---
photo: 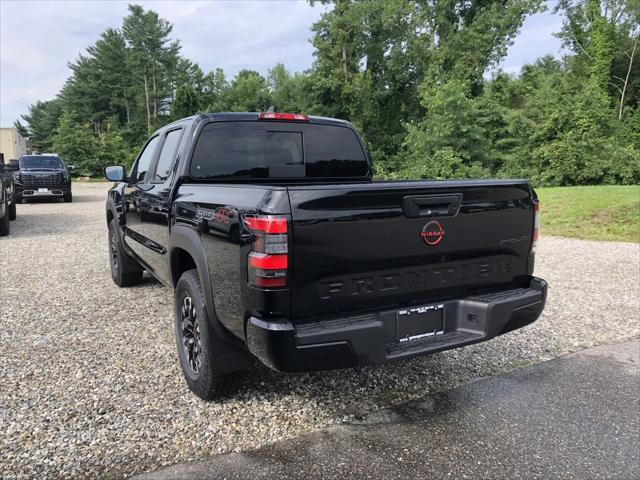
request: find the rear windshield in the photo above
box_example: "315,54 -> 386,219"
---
190,122 -> 369,179
19,155 -> 63,169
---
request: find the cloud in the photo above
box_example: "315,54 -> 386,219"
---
1,0 -> 564,127
500,9 -> 566,74
0,0 -> 327,126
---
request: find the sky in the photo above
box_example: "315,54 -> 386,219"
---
0,0 -> 565,127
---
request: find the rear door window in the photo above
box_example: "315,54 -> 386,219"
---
151,129 -> 183,183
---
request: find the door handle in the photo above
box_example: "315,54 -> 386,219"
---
402,194 -> 463,218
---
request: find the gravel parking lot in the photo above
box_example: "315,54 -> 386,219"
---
1,183 -> 639,478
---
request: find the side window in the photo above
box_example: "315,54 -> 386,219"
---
152,129 -> 183,183
132,136 -> 160,183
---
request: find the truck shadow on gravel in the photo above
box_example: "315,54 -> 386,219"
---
221,352 -> 452,418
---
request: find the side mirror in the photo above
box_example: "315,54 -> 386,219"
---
67,164 -> 75,171
104,165 -> 126,182
5,160 -> 19,172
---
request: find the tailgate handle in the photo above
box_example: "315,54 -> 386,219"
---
402,194 -> 463,218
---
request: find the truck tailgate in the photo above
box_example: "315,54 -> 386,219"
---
287,180 -> 535,321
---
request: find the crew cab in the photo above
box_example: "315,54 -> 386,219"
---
104,112 -> 547,399
14,154 -> 73,203
0,156 -> 18,236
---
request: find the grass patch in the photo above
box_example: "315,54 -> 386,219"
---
72,177 -> 108,183
536,185 -> 639,242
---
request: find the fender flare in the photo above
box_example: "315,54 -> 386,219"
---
105,198 -> 117,225
169,224 -> 252,373
106,198 -> 128,249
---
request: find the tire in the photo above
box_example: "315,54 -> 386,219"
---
175,269 -> 240,400
108,220 -> 143,287
8,201 -> 16,221
64,191 -> 73,203
0,211 -> 9,236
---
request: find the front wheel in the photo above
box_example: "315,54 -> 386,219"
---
63,191 -> 72,203
108,220 -> 143,287
175,269 -> 240,400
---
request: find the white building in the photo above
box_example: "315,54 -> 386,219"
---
0,127 -> 28,162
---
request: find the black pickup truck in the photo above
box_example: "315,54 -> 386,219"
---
104,112 -> 547,399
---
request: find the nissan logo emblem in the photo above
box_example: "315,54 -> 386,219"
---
420,221 -> 445,246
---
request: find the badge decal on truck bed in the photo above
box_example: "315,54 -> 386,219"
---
420,220 -> 445,246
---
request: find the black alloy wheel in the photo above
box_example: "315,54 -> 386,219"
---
180,295 -> 202,374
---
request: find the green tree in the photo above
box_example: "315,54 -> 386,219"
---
268,63 -> 313,113
172,84 -> 199,119
310,0 -> 543,168
89,28 -> 134,127
225,70 -> 272,112
202,68 -> 230,112
13,120 -> 29,139
20,100 -> 63,152
556,0 -> 640,117
50,113 -> 98,174
122,4 -> 181,133
309,0 -> 426,159
403,80 -> 491,178
96,120 -> 135,171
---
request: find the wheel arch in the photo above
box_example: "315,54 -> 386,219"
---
170,224 -> 252,373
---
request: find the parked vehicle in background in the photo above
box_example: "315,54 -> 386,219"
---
104,112 -> 547,400
14,154 -> 73,203
0,154 -> 19,236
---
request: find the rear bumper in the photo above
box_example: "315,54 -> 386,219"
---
247,277 -> 548,373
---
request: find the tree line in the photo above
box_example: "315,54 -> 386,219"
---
15,0 -> 639,185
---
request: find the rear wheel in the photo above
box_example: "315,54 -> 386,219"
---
175,269 -> 241,400
8,201 -> 16,220
0,211 -> 9,236
108,220 -> 143,287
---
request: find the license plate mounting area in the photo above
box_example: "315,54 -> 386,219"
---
397,304 -> 445,343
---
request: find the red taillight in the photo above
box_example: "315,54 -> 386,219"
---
244,215 -> 289,288
532,202 -> 540,252
259,112 -> 309,121
243,216 -> 288,233
248,252 -> 288,270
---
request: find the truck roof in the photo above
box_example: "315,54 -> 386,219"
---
162,112 -> 353,131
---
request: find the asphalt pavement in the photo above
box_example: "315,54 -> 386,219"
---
137,338 -> 640,480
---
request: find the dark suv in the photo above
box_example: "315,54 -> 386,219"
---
14,154 -> 73,203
